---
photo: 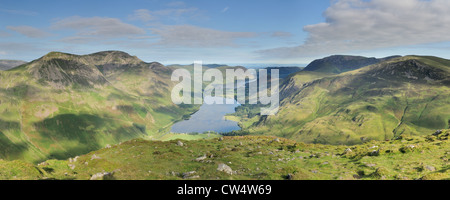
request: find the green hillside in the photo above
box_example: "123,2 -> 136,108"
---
0,51 -> 198,163
234,56 -> 450,145
303,55 -> 400,74
0,130 -> 448,180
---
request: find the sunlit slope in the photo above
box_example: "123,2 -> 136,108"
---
303,55 -> 400,74
247,56 -> 450,145
0,51 -> 196,162
0,130 -> 448,180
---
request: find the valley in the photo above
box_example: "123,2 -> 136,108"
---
0,52 -> 449,180
232,56 -> 450,145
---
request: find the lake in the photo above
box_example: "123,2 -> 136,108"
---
170,96 -> 241,133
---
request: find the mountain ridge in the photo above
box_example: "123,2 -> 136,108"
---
234,55 -> 449,145
303,55 -> 401,74
0,60 -> 27,71
0,51 -> 197,163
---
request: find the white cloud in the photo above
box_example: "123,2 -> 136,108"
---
7,26 -> 50,38
129,7 -> 199,23
0,30 -> 11,37
221,7 -> 230,13
129,9 -> 156,22
150,25 -> 256,47
0,9 -> 38,16
52,16 -> 146,39
0,42 -> 41,54
258,0 -> 450,58
271,31 -> 293,38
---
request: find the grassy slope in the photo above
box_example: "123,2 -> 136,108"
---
0,52 -> 199,163
238,56 -> 450,145
0,130 -> 448,180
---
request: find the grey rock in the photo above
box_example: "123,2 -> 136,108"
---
182,171 -> 198,179
91,154 -> 101,160
68,164 -> 76,170
370,149 -> 380,156
195,155 -> 207,162
344,148 -> 352,154
90,172 -> 114,180
433,130 -> 443,136
286,174 -> 293,180
425,165 -> 436,171
217,163 -> 233,175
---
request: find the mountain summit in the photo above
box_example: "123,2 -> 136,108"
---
240,55 -> 449,145
0,51 -> 193,162
303,55 -> 401,74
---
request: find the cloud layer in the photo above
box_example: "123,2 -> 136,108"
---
259,0 -> 450,58
52,16 -> 146,42
7,26 -> 50,38
150,25 -> 256,47
129,7 -> 199,23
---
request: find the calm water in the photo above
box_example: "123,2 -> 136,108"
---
170,96 -> 241,133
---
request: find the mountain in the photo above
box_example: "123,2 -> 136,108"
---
167,63 -> 228,68
204,64 -> 229,68
234,56 -> 450,145
0,51 -> 197,162
0,60 -> 27,71
167,63 -> 255,84
303,55 -> 401,74
265,66 -> 303,79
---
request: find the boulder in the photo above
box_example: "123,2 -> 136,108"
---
286,174 -> 293,180
91,154 -> 101,160
369,149 -> 380,156
182,171 -> 198,179
217,163 -> 233,175
195,155 -> 207,162
343,148 -> 352,154
425,165 -> 436,171
90,172 -> 114,180
433,130 -> 443,136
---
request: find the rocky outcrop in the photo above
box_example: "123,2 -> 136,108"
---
303,55 -> 400,74
217,163 -> 233,175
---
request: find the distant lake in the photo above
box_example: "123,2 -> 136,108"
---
170,96 -> 241,133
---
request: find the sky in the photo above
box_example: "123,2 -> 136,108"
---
1,0 -> 450,65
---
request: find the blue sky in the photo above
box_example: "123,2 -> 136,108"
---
1,0 -> 450,65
